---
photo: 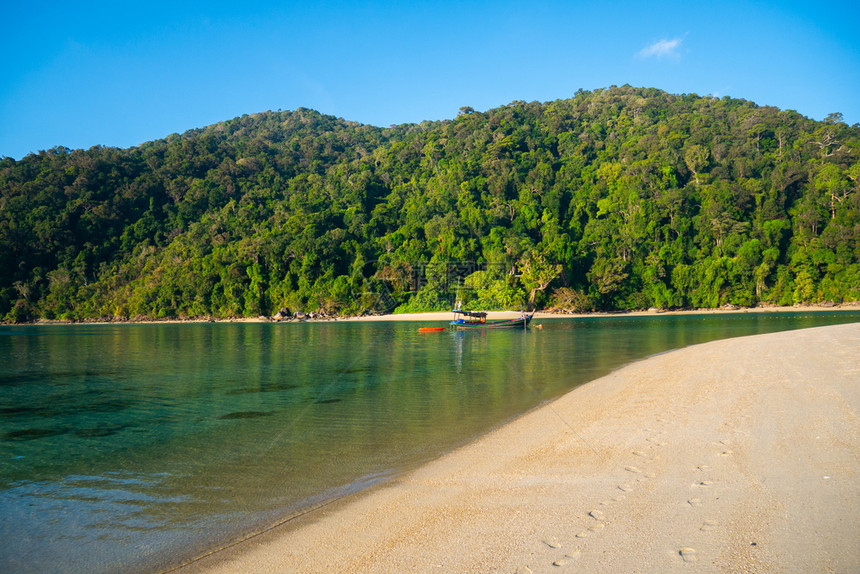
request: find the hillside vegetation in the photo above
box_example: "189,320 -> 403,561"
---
1,86 -> 859,321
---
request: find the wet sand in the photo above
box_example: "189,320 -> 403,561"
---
179,322 -> 860,573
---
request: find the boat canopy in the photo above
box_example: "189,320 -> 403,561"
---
452,309 -> 488,318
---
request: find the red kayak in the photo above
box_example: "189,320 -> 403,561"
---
418,327 -> 446,333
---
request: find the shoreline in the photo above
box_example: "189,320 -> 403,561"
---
16,302 -> 860,326
178,322 -> 860,573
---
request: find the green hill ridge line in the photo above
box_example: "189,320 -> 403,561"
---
1,86 -> 858,322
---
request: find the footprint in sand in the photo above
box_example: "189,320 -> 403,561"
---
700,519 -> 719,532
627,465 -> 654,482
543,537 -> 562,549
688,498 -> 702,507
574,516 -> 605,539
692,480 -> 713,488
618,483 -> 634,492
552,552 -> 581,567
719,450 -> 734,456
679,547 -> 698,562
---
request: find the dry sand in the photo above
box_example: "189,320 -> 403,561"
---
340,305 -> 860,323
179,322 -> 860,573
30,303 -> 858,326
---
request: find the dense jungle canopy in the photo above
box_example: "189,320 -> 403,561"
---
1,85 -> 859,321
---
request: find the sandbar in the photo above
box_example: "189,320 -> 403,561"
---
178,323 -> 860,573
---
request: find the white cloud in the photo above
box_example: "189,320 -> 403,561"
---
637,38 -> 682,60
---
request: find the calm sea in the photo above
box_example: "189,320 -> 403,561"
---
1,311 -> 858,573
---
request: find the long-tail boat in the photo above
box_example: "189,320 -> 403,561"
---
449,308 -> 534,330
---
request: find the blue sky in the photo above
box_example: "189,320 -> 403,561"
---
2,0 -> 858,159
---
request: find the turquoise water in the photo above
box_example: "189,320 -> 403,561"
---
1,312 -> 858,573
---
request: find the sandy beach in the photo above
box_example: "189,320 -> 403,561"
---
340,305 -> 860,323
26,302 -> 858,327
177,322 -> 860,573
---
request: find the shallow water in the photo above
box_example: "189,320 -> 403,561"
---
1,312 -> 858,573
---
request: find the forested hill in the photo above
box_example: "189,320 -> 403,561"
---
2,86 -> 859,322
